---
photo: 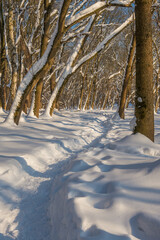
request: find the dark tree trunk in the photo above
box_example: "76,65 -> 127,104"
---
0,0 -> 7,110
134,0 -> 154,141
91,78 -> 96,109
78,75 -> 85,110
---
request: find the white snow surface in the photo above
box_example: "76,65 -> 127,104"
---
0,108 -> 160,240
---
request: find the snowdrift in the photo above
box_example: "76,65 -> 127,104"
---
0,109 -> 160,240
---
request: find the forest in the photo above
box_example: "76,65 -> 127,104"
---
1,1 -> 160,239
0,0 -> 159,137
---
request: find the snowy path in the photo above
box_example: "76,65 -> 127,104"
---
0,110 -> 112,239
48,110 -> 160,240
0,109 -> 160,240
16,111 -> 112,240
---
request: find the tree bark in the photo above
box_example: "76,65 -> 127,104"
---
84,78 -> 94,110
78,74 -> 85,110
134,0 -> 154,141
0,0 -> 7,110
7,0 -> 18,109
91,78 -> 97,109
13,0 -> 72,124
119,33 -> 136,119
34,0 -> 53,118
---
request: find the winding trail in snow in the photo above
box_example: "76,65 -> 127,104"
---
1,109 -> 160,240
48,110 -> 160,240
12,110 -> 114,240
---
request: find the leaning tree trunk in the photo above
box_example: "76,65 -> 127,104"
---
119,33 -> 136,119
134,0 -> 154,141
12,0 -> 72,124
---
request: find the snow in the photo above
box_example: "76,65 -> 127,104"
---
72,13 -> 134,74
44,16 -> 95,116
65,2 -> 106,28
0,108 -> 160,240
137,97 -> 142,103
110,0 -> 134,6
65,0 -> 134,29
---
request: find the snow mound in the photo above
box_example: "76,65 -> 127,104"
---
107,133 -> 160,157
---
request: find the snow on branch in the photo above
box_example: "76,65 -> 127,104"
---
45,14 -> 134,116
65,0 -> 134,29
20,0 -> 27,9
5,23 -> 59,123
70,0 -> 88,18
109,0 -> 135,7
44,15 -> 96,116
65,2 -> 106,29
72,13 -> 134,74
28,0 -> 43,52
5,0 -> 72,124
109,71 -> 121,80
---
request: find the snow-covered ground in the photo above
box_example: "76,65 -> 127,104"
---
0,108 -> 160,240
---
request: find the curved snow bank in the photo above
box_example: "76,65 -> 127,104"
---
107,133 -> 160,157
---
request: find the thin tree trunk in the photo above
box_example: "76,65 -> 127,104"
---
34,0 -> 52,118
78,66 -> 88,110
102,92 -> 109,110
84,78 -> 94,110
154,70 -> 160,113
78,75 -> 85,110
0,0 -> 7,110
91,78 -> 97,109
134,0 -> 154,141
153,40 -> 160,113
7,0 -> 18,109
119,33 -> 136,119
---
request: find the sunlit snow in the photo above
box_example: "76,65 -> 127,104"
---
0,108 -> 160,240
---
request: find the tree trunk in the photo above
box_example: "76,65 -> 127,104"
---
134,0 -> 154,141
84,78 -> 94,110
91,78 -> 97,109
7,0 -> 18,109
78,75 -> 85,110
34,0 -> 53,118
102,92 -> 109,110
119,33 -> 136,119
0,0 -> 7,110
78,66 -> 88,110
11,0 -> 72,124
34,79 -> 43,117
153,40 -> 160,113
